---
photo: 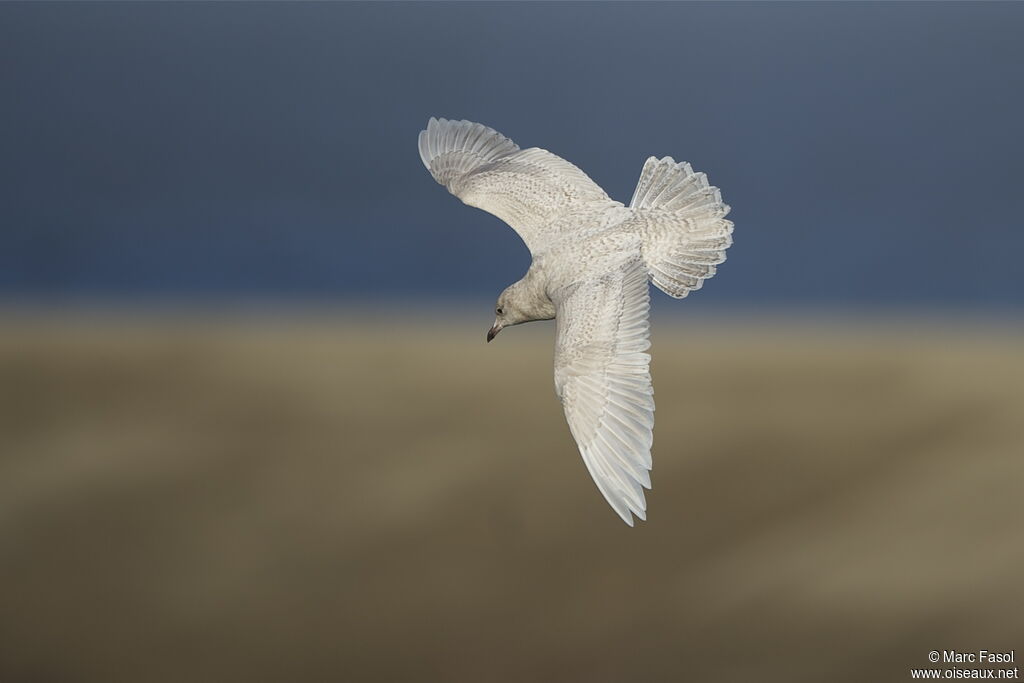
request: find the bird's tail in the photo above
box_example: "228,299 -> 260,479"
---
630,156 -> 733,299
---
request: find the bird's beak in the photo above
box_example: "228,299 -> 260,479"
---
486,320 -> 503,343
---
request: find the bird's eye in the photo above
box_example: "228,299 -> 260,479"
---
496,307 -> 504,315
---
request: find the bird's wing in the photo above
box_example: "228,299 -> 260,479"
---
419,117 -> 621,255
552,257 -> 654,526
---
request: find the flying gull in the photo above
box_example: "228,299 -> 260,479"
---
418,118 -> 733,525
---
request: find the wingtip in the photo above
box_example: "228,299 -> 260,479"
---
417,129 -> 431,169
620,509 -> 649,526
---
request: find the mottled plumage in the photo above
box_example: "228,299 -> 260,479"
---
419,118 -> 733,525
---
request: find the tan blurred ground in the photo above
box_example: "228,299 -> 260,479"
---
0,312 -> 1021,683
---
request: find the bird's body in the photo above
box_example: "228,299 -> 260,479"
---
419,118 -> 733,525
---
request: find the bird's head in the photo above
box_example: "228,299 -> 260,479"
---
487,284 -> 530,342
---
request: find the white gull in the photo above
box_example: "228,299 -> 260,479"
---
419,118 -> 734,526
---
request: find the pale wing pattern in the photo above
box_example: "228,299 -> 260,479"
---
419,117 -> 621,255
553,258 -> 654,526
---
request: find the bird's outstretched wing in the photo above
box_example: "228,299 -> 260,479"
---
552,257 -> 654,526
418,117 -> 621,255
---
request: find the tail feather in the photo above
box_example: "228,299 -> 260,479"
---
631,156 -> 733,299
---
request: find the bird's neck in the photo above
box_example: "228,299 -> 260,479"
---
512,265 -> 556,322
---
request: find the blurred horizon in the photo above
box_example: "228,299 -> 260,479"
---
2,4 -> 1022,681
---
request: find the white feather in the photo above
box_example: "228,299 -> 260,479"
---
553,259 -> 654,526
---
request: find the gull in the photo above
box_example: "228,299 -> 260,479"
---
418,118 -> 733,526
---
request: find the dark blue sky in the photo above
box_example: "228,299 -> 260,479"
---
2,2 -> 1022,309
